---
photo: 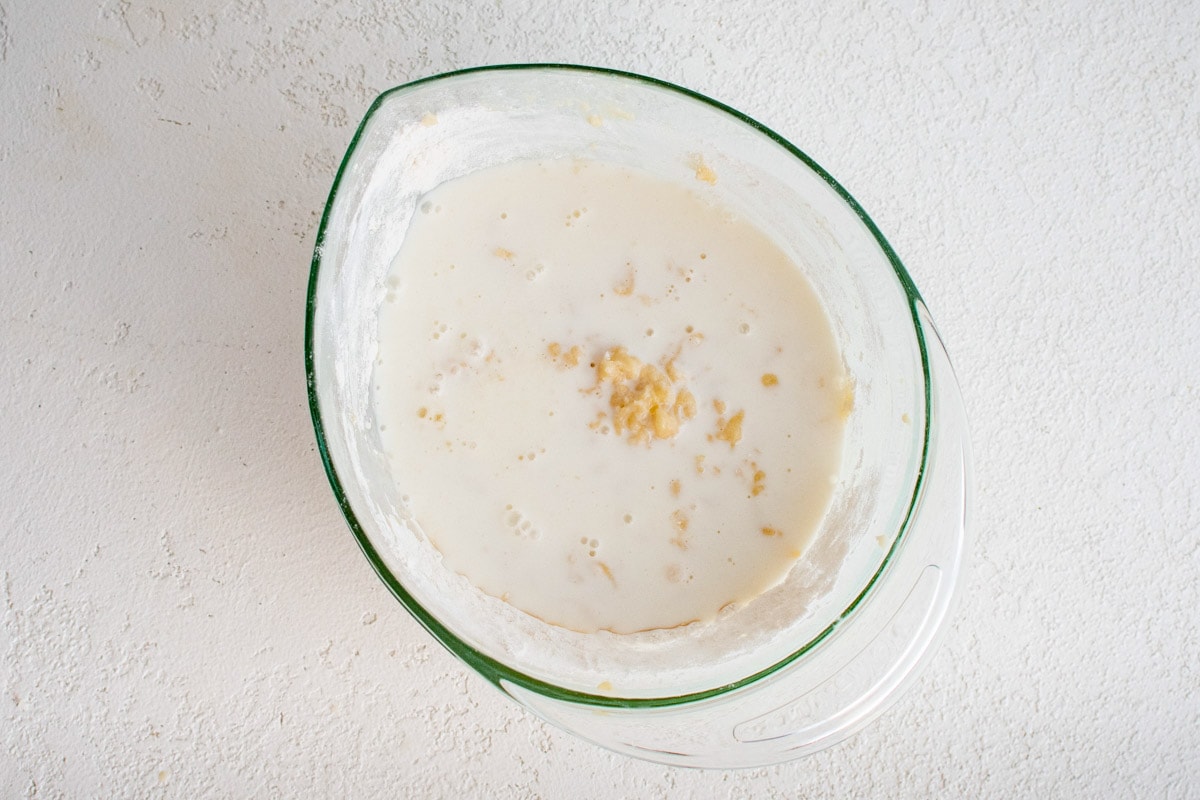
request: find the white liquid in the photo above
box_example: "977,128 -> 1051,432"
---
374,159 -> 849,634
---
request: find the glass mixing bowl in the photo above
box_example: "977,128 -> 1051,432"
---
306,65 -> 971,768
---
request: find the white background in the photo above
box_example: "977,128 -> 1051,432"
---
2,1 -> 1197,796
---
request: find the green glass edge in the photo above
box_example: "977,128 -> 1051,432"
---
304,63 -> 933,709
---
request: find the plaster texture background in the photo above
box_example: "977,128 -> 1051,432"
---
2,1 -> 1197,796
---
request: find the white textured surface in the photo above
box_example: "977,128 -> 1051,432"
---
2,1 -> 1198,796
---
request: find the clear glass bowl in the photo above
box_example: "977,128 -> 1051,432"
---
306,65 -> 971,768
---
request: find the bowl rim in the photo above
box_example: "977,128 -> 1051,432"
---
305,63 -> 932,708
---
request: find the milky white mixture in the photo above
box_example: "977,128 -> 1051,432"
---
374,158 -> 850,634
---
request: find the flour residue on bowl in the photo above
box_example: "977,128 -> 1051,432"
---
373,159 -> 849,634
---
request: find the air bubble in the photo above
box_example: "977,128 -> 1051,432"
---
419,201 -> 432,214
503,509 -> 539,541
589,538 -> 599,548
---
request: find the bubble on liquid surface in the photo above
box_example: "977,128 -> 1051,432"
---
504,507 -> 540,540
